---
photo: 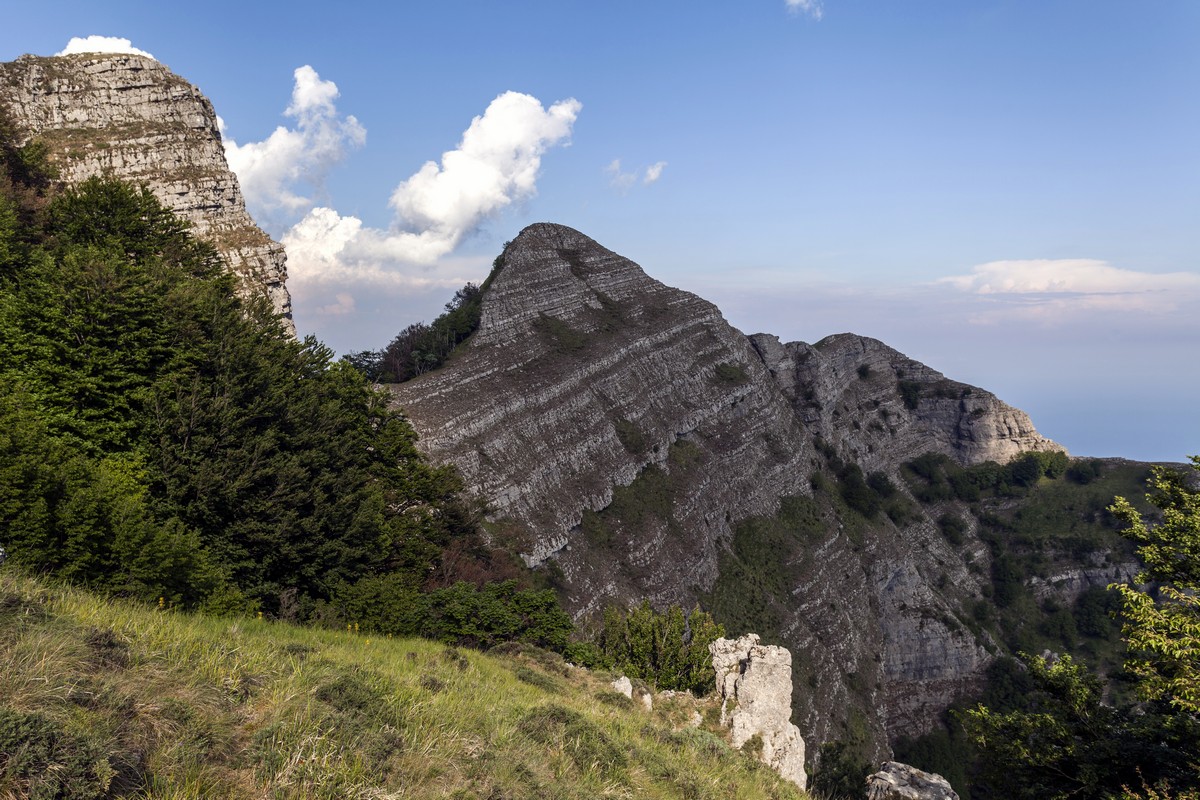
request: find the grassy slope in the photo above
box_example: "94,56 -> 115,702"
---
0,571 -> 808,800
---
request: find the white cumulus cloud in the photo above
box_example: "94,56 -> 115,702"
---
785,0 -> 824,20
57,36 -> 155,59
937,258 -> 1200,322
282,90 -> 580,285
221,74 -> 580,340
223,66 -> 365,215
388,91 -> 581,250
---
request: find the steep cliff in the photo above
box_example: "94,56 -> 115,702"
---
0,52 -> 293,333
388,222 -> 1066,755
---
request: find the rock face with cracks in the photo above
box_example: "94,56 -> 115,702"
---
710,634 -> 807,791
0,52 -> 294,333
387,222 -> 1064,757
866,761 -> 960,800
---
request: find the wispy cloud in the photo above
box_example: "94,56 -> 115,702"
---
57,36 -> 155,59
222,66 -> 365,219
606,158 -> 668,191
785,0 -> 824,20
644,161 -> 667,185
937,258 -> 1200,321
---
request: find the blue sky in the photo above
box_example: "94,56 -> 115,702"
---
3,1 -> 1198,462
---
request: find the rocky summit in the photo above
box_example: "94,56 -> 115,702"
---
389,222 -> 1064,755
0,52 -> 294,333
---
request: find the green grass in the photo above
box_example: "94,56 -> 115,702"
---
0,571 -> 809,799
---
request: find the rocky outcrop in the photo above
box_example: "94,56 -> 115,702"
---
710,635 -> 807,790
750,331 -> 1059,468
866,762 -> 960,800
1028,558 -> 1139,604
0,53 -> 293,334
387,222 -> 1065,756
610,675 -> 653,710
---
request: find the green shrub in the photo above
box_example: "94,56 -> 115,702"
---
0,707 -> 111,799
592,601 -> 724,693
898,380 -> 922,409
714,362 -> 749,385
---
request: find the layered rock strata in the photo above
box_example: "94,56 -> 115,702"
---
750,331 -> 1058,468
0,53 -> 293,334
710,634 -> 807,790
388,222 -> 1063,755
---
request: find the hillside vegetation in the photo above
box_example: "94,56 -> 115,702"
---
0,570 -> 807,799
0,114 -> 556,642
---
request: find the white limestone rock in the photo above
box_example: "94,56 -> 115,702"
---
866,761 -> 959,800
710,634 -> 807,791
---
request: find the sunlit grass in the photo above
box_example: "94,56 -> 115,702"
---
0,571 -> 809,799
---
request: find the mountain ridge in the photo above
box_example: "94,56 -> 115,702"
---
387,222 -> 1071,755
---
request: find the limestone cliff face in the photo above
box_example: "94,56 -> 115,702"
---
0,53 -> 293,333
750,331 -> 1058,469
390,223 -> 815,609
388,222 -> 1064,756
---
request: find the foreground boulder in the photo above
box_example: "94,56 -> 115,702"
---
866,761 -> 959,800
710,634 -> 807,790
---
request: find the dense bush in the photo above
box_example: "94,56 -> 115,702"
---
592,601 -> 724,693
350,249 -> 507,383
0,133 -> 488,617
904,450 -> 1071,505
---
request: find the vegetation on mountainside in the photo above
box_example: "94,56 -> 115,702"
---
345,248 -> 506,383
0,126 -> 564,650
704,437 -> 1163,798
0,571 -> 809,799
952,457 -> 1200,800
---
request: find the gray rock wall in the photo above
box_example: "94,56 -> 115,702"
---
0,53 -> 293,334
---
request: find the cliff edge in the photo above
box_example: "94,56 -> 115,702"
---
0,52 -> 294,333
